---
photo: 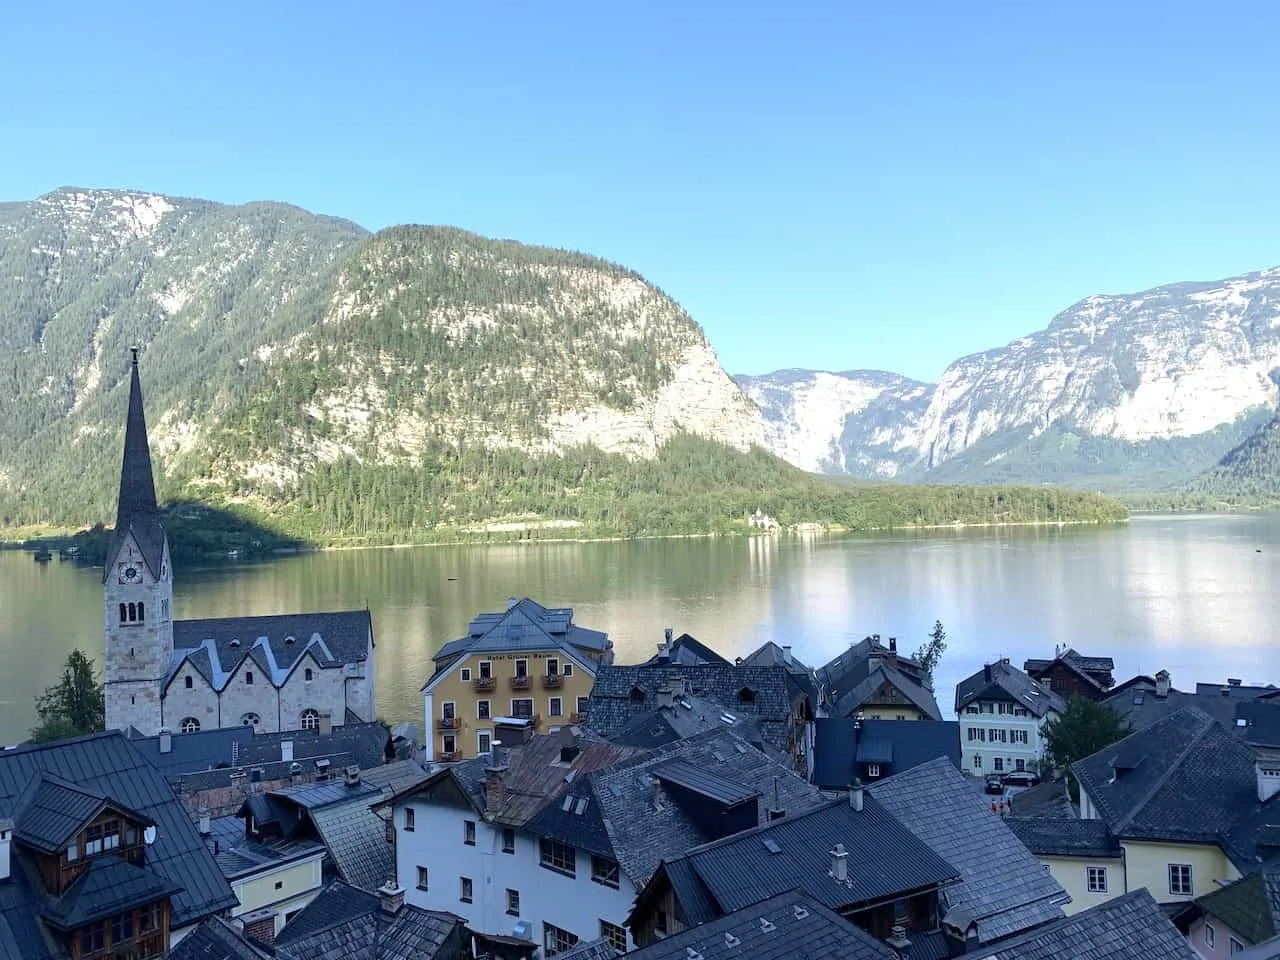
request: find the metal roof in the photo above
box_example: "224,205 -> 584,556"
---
105,353 -> 167,581
37,857 -> 182,930
651,758 -> 759,806
13,773 -> 111,853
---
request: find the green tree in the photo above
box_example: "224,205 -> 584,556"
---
1042,695 -> 1129,776
31,649 -> 106,743
913,620 -> 948,682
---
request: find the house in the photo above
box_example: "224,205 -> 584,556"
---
270,879 -> 472,960
1071,706 -> 1280,904
422,598 -> 612,761
810,717 -> 961,790
1107,671 -> 1280,736
585,664 -> 815,775
625,889 -> 897,960
738,641 -> 819,701
641,630 -> 732,666
0,730 -> 238,959
104,352 -> 375,737
865,757 -> 1069,945
1181,863 -> 1280,958
814,635 -> 942,722
1023,647 -> 1115,700
966,888 -> 1198,959
955,658 -> 1064,777
170,917 -> 271,960
1004,818 -> 1124,915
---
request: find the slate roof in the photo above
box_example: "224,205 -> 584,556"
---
1004,818 -> 1122,859
1023,648 -> 1115,687
954,659 -> 1064,718
1195,863 -> 1280,945
554,938 -> 621,960
608,693 -> 769,752
309,794 -> 396,892
815,635 -> 929,691
739,641 -> 818,699
168,609 -> 373,693
637,795 -> 959,926
1007,777 -> 1075,819
587,664 -> 805,755
1238,701 -> 1280,749
0,730 -> 237,960
642,632 -> 733,667
814,638 -> 941,720
170,917 -> 270,960
626,889 -> 896,960
1105,678 -> 1240,730
810,717 -> 960,789
866,757 -> 1067,943
273,880 -> 466,960
976,888 -> 1198,959
106,353 -> 167,581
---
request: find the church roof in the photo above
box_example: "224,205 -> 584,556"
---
167,610 -> 373,693
105,349 -> 167,582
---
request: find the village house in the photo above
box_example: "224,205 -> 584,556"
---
955,658 -> 1063,777
1177,862 -> 1280,958
1023,646 -> 1116,700
1004,817 -> 1124,915
1106,669 -> 1280,733
810,716 -> 961,790
103,352 -> 375,737
0,730 -> 238,958
814,635 -> 942,722
422,598 -> 612,762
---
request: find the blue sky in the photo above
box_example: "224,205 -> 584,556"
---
4,2 -> 1280,381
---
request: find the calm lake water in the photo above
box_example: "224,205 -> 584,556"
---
2,514 -> 1278,744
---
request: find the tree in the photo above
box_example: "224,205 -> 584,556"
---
1041,695 -> 1129,775
31,649 -> 105,743
913,620 -> 948,682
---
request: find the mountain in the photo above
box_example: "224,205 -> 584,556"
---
0,188 -> 1123,540
744,267 -> 1280,490
1192,414 -> 1280,504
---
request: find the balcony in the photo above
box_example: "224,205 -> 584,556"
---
439,716 -> 461,730
511,675 -> 532,691
474,676 -> 496,692
437,750 -> 462,762
542,673 -> 563,690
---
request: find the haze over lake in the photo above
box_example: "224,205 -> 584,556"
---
2,514 -> 1277,744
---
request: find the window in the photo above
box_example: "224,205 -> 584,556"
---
304,668 -> 313,682
478,731 -> 492,754
994,757 -> 1004,772
479,661 -> 492,679
460,876 -> 473,903
502,828 -> 516,853
442,701 -> 456,720
245,671 -> 254,685
161,599 -> 169,620
866,763 -> 881,778
404,807 -> 416,832
110,911 -> 134,944
655,910 -> 669,935
998,702 -> 1013,715
591,854 -> 620,888
443,734 -> 457,754
512,698 -> 534,719
180,717 -> 200,733
1205,923 -> 1215,948
1015,759 -> 1025,772
1169,863 -> 1193,896
464,820 -> 476,845
241,713 -> 260,727
563,663 -> 574,677
506,888 -> 520,916
461,667 -> 472,682
1231,937 -> 1245,954
515,658 -> 529,678
965,705 -> 980,714
301,708 -> 320,730
973,754 -> 982,769
478,700 -> 491,719
549,697 -> 563,717
577,696 -> 590,714
416,865 -> 428,889
544,922 -> 579,957
600,919 -> 627,953
540,837 -> 577,876
139,903 -> 160,933
81,923 -> 105,954
1012,730 -> 1029,744
547,658 -> 560,676
119,603 -> 128,624
1086,866 -> 1107,893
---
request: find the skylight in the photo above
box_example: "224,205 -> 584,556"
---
762,838 -> 782,854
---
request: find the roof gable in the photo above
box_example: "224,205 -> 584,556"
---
956,660 -> 1064,717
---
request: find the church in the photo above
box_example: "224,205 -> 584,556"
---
103,350 -> 376,737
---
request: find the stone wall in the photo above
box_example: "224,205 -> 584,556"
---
104,535 -> 173,735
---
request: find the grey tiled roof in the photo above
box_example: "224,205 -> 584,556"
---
0,730 -> 237,960
815,636 -> 929,692
274,880 -> 466,960
1004,817 -> 1122,859
954,660 -> 1064,718
13,774 -> 112,853
627,889 -> 896,960
641,633 -> 733,666
170,917 -> 271,960
1195,863 -> 1280,945
309,794 -> 396,893
608,693 -> 770,751
170,609 -> 373,692
978,888 -> 1198,959
1239,701 -> 1280,749
811,717 -> 960,789
1104,681 -> 1238,730
554,938 -> 621,960
866,757 -> 1067,943
1007,777 -> 1075,819
739,642 -> 818,700
106,356 -> 167,581
831,662 -> 943,721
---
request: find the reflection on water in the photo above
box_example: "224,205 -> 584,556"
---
1,513 -> 1277,742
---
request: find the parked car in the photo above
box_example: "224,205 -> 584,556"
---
984,775 -> 1005,795
1001,771 -> 1040,788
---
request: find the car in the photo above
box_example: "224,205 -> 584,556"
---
984,775 -> 1005,795
1001,771 -> 1040,788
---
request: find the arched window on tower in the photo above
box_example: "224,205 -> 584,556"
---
300,709 -> 320,731
185,676 -> 193,689
127,602 -> 137,622
119,603 -> 127,624
136,601 -> 144,622
180,717 -> 200,734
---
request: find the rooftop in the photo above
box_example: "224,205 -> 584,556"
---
811,717 -> 960,789
1004,818 -> 1122,859
641,632 -> 733,667
955,659 -> 1064,719
607,692 -> 771,752
1194,863 -> 1280,946
1006,778 -> 1075,819
815,637 -> 941,720
169,917 -> 270,960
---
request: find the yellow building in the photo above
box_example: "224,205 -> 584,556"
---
205,814 -> 326,937
422,598 -> 613,761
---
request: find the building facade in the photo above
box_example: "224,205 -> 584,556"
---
103,352 -> 375,737
955,659 -> 1063,776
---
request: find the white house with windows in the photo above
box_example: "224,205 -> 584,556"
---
954,659 -> 1063,776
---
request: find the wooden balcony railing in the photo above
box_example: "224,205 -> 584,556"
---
474,677 -> 496,692
438,750 -> 462,762
511,675 -> 532,691
439,716 -> 460,730
542,674 -> 563,689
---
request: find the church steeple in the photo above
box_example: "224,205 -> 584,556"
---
106,348 -> 166,581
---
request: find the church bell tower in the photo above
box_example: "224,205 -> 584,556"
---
103,348 -> 174,735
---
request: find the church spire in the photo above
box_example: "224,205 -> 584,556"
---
106,348 -> 166,581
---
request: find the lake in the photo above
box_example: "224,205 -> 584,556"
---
2,513 -> 1278,744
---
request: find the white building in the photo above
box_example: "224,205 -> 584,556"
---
954,658 -> 1064,777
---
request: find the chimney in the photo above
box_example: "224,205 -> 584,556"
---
1259,760 -> 1280,804
344,765 -> 361,787
887,924 -> 912,954
158,728 -> 172,754
1229,678 -> 1243,687
318,711 -> 333,736
767,777 -> 785,822
241,908 -> 277,949
983,663 -> 992,683
0,817 -> 12,882
281,740 -> 294,762
507,596 -> 518,611
782,645 -> 793,665
484,747 -> 510,816
656,685 -> 675,710
197,809 -> 211,836
849,778 -> 864,812
1222,686 -> 1232,697
290,762 -> 304,785
1155,670 -> 1170,699
379,880 -> 406,915
829,843 -> 849,883
664,627 -> 674,644
888,637 -> 897,653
